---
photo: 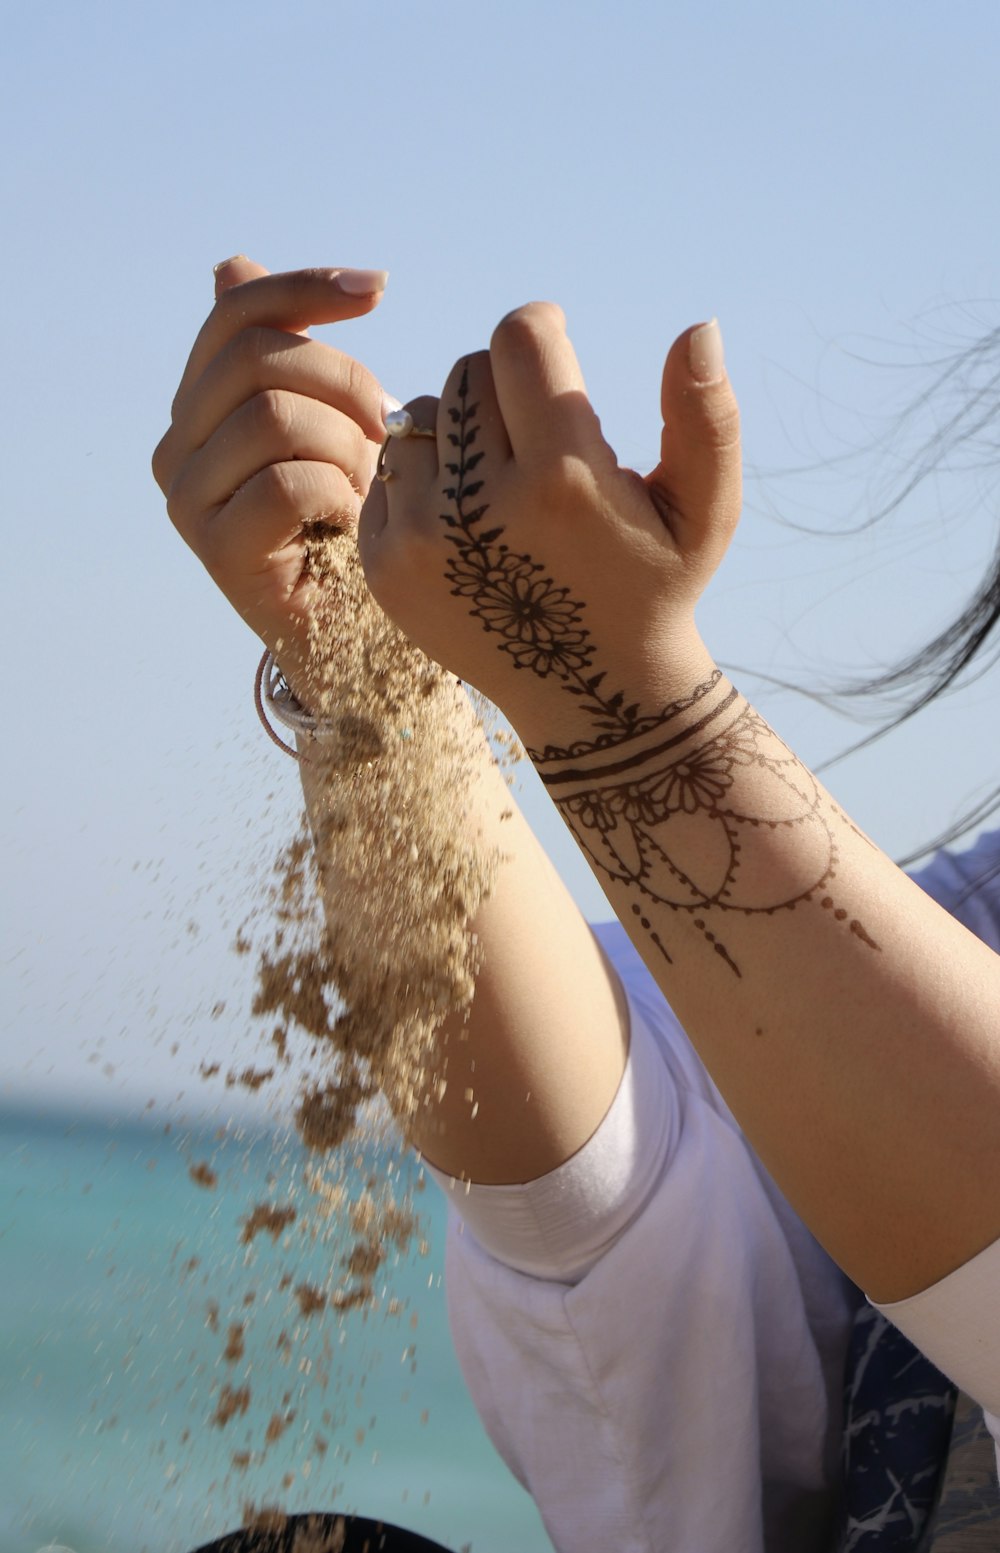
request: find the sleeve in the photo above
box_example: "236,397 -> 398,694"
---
874,828 -> 1000,1469
431,937 -> 857,1553
873,1240 -> 1000,1475
424,982 -> 674,1283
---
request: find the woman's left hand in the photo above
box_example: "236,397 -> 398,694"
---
359,302 -> 742,752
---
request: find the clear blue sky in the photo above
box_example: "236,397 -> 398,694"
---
3,0 -> 999,1112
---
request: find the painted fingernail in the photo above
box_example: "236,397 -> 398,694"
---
335,268 -> 389,296
213,254 -> 249,275
382,391 -> 403,425
688,318 -> 725,384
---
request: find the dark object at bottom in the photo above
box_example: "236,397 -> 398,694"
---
191,1511 -> 453,1553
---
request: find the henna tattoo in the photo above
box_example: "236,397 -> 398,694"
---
542,687 -> 879,975
441,364 -> 880,977
442,371 -> 596,682
443,367 -> 728,743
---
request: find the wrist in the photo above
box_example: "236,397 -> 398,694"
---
509,626 -> 718,763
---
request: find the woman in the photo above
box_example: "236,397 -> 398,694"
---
154,258 -> 999,1553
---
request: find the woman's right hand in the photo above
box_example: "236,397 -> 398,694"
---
152,257 -> 391,703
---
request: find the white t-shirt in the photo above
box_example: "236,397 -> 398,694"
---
428,829 -> 1000,1553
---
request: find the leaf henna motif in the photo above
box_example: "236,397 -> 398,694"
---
441,365 -> 880,977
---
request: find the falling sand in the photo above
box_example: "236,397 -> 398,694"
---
254,527 -> 501,1150
185,526 -> 508,1531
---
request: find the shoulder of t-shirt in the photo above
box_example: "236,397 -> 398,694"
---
907,828 -> 1000,950
589,919 -> 668,1022
588,920 -> 730,1111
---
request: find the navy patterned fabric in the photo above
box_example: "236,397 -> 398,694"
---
924,1391 -> 1000,1548
837,1304 -> 957,1551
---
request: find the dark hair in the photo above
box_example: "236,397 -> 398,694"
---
738,319 -> 1000,867
823,323 -> 1000,863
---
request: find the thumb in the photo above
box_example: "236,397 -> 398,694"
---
213,253 -> 269,299
646,319 -> 742,566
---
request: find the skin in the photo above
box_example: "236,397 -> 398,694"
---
155,261 -> 1000,1302
154,259 -> 629,1185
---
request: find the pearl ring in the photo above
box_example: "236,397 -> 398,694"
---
376,408 -> 437,482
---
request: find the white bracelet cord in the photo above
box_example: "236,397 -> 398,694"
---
262,653 -> 319,733
254,651 -> 324,760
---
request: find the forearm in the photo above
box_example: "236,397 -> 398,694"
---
299,678 -> 628,1185
521,643 -> 1000,1301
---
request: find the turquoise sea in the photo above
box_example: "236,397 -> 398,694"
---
1,1105 -> 552,1553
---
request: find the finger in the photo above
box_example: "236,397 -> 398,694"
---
488,302 -> 603,466
197,459 -> 362,588
213,254 -> 269,299
213,258 -> 316,366
377,393 -> 441,487
435,349 -> 512,501
362,357 -> 513,611
153,256 -> 272,496
359,393 -> 441,562
646,319 -> 742,562
168,326 -> 388,459
167,391 -> 371,544
174,265 -> 388,407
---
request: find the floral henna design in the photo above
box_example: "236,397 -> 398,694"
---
441,367 -> 879,977
442,374 -> 595,683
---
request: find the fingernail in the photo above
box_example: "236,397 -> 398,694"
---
688,318 -> 725,384
382,391 -> 403,424
213,254 -> 249,275
336,268 -> 389,296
